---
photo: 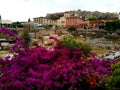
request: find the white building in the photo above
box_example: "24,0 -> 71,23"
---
0,15 -> 12,25
64,12 -> 70,18
1,20 -> 12,24
119,12 -> 120,20
33,17 -> 55,25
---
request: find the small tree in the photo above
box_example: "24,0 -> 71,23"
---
68,26 -> 77,31
107,62 -> 120,90
12,22 -> 23,28
105,20 -> 120,33
21,30 -> 30,45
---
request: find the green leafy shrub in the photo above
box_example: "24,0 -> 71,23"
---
60,35 -> 92,55
107,61 -> 120,90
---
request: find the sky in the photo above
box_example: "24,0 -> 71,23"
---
0,0 -> 119,22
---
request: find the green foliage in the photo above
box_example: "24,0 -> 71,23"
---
0,71 -> 3,77
87,16 -> 98,21
0,22 -> 23,28
43,24 -> 53,30
12,21 -> 23,28
105,20 -> 120,33
0,24 -> 13,28
49,14 -> 64,20
21,30 -> 30,45
68,26 -> 77,31
107,62 -> 120,89
61,35 -> 92,54
112,61 -> 120,69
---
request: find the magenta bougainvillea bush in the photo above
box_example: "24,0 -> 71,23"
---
0,27 -> 118,90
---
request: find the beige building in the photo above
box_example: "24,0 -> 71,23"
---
33,17 -> 55,25
56,11 -> 70,28
57,17 -> 66,28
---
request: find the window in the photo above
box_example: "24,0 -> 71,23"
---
72,19 -> 74,24
67,20 -> 69,23
37,19 -> 38,23
61,21 -> 65,23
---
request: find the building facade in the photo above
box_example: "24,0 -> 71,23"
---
64,12 -> 70,18
119,12 -> 120,20
57,17 -> 66,28
1,20 -> 12,24
33,17 -> 55,25
88,20 -> 105,29
65,16 -> 88,28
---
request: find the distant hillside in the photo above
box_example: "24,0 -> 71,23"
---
46,13 -> 64,20
46,9 -> 118,20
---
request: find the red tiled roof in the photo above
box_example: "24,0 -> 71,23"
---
79,22 -> 88,25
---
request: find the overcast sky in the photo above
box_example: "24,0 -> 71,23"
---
0,0 -> 119,22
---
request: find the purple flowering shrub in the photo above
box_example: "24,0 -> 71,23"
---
0,27 -> 26,53
0,27 -> 117,90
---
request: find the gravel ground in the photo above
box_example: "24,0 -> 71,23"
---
0,51 -> 10,58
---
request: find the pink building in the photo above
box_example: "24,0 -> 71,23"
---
66,17 -> 88,28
